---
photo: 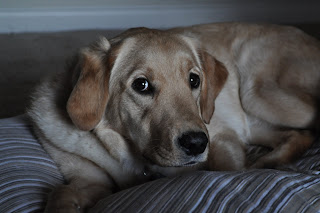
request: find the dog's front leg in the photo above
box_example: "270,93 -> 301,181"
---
41,141 -> 115,213
207,132 -> 246,171
44,179 -> 112,213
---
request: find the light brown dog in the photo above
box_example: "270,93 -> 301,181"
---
28,22 -> 320,212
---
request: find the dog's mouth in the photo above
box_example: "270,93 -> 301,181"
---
142,154 -> 201,168
183,161 -> 197,166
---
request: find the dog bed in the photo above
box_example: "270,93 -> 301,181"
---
1,115 -> 319,212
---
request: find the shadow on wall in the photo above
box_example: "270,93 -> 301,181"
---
0,30 -> 123,118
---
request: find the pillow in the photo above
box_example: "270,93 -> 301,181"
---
0,115 -> 64,212
90,141 -> 320,212
91,169 -> 320,212
1,115 -> 319,212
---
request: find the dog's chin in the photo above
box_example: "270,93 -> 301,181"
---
164,159 -> 206,168
143,153 -> 206,168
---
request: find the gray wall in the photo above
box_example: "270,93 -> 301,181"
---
0,0 -> 319,118
1,0 -> 320,33
1,0 -> 214,8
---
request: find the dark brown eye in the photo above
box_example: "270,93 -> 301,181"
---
132,78 -> 152,94
189,73 -> 200,89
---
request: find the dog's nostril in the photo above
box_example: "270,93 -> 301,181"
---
178,131 -> 208,156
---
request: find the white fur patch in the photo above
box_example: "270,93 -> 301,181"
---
178,35 -> 202,69
109,37 -> 137,90
98,36 -> 111,52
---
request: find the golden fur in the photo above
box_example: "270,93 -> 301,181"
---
29,23 -> 320,212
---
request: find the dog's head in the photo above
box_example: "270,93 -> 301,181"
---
66,28 -> 228,167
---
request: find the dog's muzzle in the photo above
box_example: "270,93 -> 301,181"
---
178,131 -> 208,156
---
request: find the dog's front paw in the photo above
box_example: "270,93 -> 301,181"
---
44,185 -> 83,213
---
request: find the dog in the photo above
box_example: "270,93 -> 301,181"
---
28,22 -> 320,212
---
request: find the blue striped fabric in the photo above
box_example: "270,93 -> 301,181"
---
91,169 -> 320,213
1,115 -> 320,213
0,115 -> 64,213
91,142 -> 320,213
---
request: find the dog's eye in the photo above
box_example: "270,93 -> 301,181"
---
132,78 -> 152,94
189,73 -> 200,89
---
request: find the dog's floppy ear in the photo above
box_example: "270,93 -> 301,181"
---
200,51 -> 228,124
67,38 -> 112,131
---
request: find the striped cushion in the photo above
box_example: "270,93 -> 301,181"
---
0,115 -> 64,213
1,116 -> 320,213
91,142 -> 320,213
91,170 -> 320,213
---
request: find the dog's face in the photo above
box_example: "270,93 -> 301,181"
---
67,28 -> 228,167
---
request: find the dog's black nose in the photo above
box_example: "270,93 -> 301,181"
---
178,131 -> 208,156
